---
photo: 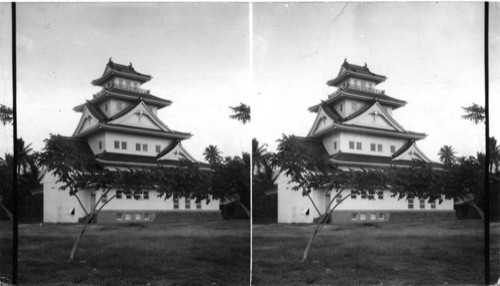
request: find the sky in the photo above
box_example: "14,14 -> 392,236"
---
14,3 -> 250,161
0,3 -> 13,155
252,2 -> 494,162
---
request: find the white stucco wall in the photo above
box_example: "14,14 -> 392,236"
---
335,132 -> 407,157
277,173 -> 454,224
104,131 -> 173,156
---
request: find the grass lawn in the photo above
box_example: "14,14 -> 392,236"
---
491,222 -> 500,283
252,220 -> 483,285
0,220 -> 13,283
18,220 -> 250,286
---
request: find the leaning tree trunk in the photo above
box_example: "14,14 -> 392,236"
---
0,201 -> 13,221
237,199 -> 251,218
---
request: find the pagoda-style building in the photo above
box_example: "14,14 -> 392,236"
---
43,59 -> 220,223
277,59 -> 454,224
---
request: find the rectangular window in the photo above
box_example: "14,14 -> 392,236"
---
377,191 -> 384,200
144,213 -> 150,220
121,141 -> 127,150
173,198 -> 179,209
126,193 -> 132,199
116,190 -> 122,199
142,144 -> 148,152
136,143 -> 141,151
143,191 -> 149,200
390,145 -> 396,153
116,213 -> 123,220
101,193 -> 107,203
134,213 -> 141,220
114,141 -> 120,149
349,141 -> 355,149
196,201 -> 202,209
133,82 -> 138,88
360,213 -> 367,220
370,213 -> 376,220
124,214 -> 132,221
117,102 -> 123,111
119,79 -> 123,85
371,143 -> 376,151
408,198 -> 414,209
339,103 -> 343,112
350,190 -> 357,199
430,200 -> 436,209
126,80 -> 131,86
361,193 -> 367,199
105,103 -> 108,111
420,199 -> 425,209
99,141 -> 102,150
377,144 -> 383,152
156,145 -> 161,153
356,142 -> 362,150
185,198 -> 191,209
351,213 -> 357,220
336,196 -> 342,203
333,142 -> 337,150
378,213 -> 385,220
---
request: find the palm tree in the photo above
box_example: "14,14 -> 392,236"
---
438,145 -> 457,168
489,137 -> 500,174
461,103 -> 485,125
203,145 -> 222,165
252,138 -> 268,173
17,138 -> 33,174
0,104 -> 13,125
229,103 -> 250,125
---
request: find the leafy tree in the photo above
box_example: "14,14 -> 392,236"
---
0,104 -> 13,125
273,134 -> 389,262
489,137 -> 500,174
461,103 -> 485,124
252,139 -> 278,220
229,103 -> 250,125
252,138 -> 268,173
203,145 -> 222,165
437,145 -> 457,168
40,134 -> 214,262
0,154 -> 13,220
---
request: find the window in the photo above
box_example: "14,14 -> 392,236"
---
126,80 -> 131,86
361,81 -> 366,87
371,143 -> 376,151
336,196 -> 342,203
196,201 -> 202,209
116,190 -> 122,199
126,193 -> 132,199
408,198 -> 414,209
142,144 -> 148,152
377,144 -> 383,152
350,190 -> 357,199
116,213 -> 123,220
361,192 -> 367,199
370,213 -> 376,220
390,145 -> 396,154
173,198 -> 179,209
114,141 -> 120,149
356,142 -> 362,150
124,214 -> 132,221
156,145 -> 161,153
378,213 -> 385,220
135,213 -> 142,220
333,142 -> 337,150
349,141 -> 355,149
99,141 -> 102,150
430,200 -> 436,209
420,199 -> 425,209
377,191 -> 384,200
144,213 -> 150,220
119,79 -> 123,85
105,103 -> 108,111
143,191 -> 149,200
185,198 -> 191,209
136,143 -> 141,151
101,193 -> 107,203
339,103 -> 343,112
133,82 -> 138,88
359,213 -> 367,220
121,141 -> 127,150
133,192 -> 141,200
351,213 -> 357,220
117,102 -> 123,111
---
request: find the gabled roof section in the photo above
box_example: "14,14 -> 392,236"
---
107,101 -> 172,132
308,122 -> 427,140
308,90 -> 406,113
327,59 -> 387,87
343,101 -> 406,132
392,141 -> 433,163
307,105 -> 339,137
92,58 -> 152,86
294,136 -> 330,159
60,136 -> 96,160
158,142 -> 198,163
72,105 -> 104,137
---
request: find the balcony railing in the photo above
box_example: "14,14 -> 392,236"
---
328,84 -> 384,98
93,83 -> 150,98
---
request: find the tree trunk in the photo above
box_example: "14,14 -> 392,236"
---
468,200 -> 485,220
0,201 -> 13,221
237,199 -> 251,218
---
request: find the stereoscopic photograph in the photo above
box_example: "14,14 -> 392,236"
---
0,2 -> 499,286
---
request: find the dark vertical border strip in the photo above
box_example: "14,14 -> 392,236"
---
484,2 -> 490,285
11,2 -> 17,285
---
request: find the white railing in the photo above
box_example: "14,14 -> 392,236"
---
328,84 -> 384,98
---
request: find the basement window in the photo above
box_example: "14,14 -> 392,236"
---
378,213 -> 385,220
359,213 -> 367,221
135,213 -> 142,220
124,214 -> 132,221
370,213 -> 376,220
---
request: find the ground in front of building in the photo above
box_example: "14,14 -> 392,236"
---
18,220 -> 250,286
252,219 -> 483,285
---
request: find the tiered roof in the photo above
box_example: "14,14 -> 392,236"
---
91,58 -> 152,86
326,59 -> 387,87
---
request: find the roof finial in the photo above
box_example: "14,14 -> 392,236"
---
364,62 -> 367,68
344,58 -> 347,63
129,62 -> 133,68
108,57 -> 113,63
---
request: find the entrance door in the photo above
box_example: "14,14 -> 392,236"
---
90,193 -> 96,212
325,193 -> 330,213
